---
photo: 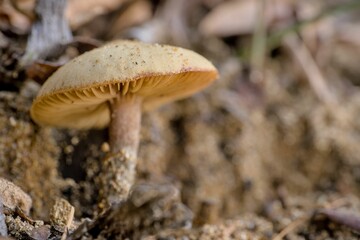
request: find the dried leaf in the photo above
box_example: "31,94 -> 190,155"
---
66,0 -> 129,29
0,0 -> 31,33
26,60 -> 62,84
317,208 -> 360,232
28,225 -> 51,240
199,0 -> 292,37
9,0 -> 36,19
70,36 -> 102,54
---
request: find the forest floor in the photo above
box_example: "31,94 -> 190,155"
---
1,0 -> 360,239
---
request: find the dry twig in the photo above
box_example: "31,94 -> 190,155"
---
272,215 -> 310,240
284,34 -> 338,106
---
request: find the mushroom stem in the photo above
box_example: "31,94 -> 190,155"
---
109,95 -> 142,156
99,95 -> 142,208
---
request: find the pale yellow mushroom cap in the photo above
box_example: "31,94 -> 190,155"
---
30,40 -> 218,129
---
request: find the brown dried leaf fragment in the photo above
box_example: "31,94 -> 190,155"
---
26,60 -> 62,85
199,0 -> 292,37
28,225 -> 51,240
316,208 -> 360,233
0,0 -> 31,33
66,0 -> 129,29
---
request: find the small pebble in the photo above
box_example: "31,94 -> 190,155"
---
70,137 -> 79,145
64,145 -> 74,154
0,178 -> 32,214
101,142 -> 110,153
8,117 -> 16,127
50,198 -> 75,232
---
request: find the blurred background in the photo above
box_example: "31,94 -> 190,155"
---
2,0 -> 360,239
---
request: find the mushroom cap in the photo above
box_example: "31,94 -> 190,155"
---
30,40 -> 218,129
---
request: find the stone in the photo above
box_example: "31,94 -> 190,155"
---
0,178 -> 32,214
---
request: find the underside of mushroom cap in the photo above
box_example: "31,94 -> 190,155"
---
30,40 -> 218,129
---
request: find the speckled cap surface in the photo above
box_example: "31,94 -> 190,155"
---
30,40 -> 218,129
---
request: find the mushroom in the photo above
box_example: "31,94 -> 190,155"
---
30,40 -> 218,208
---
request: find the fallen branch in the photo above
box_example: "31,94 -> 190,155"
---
22,0 -> 72,65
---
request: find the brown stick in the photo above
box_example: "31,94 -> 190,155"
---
22,0 -> 72,64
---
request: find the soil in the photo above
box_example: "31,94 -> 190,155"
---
1,0 -> 360,239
